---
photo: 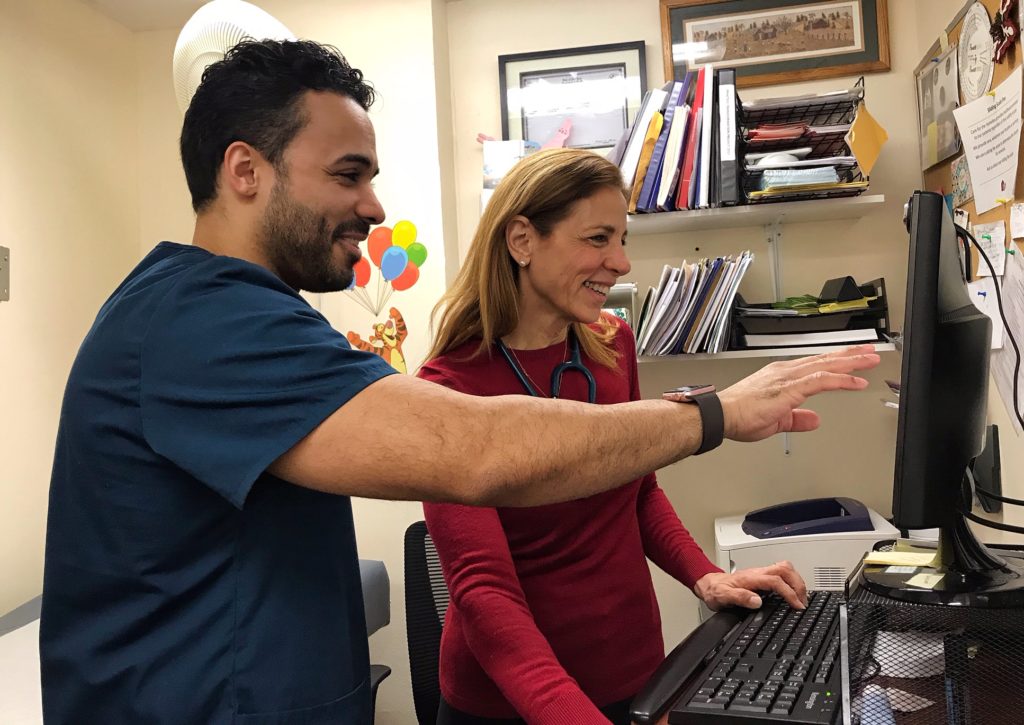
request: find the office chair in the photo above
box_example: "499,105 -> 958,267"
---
404,520 -> 450,725
360,559 -> 393,725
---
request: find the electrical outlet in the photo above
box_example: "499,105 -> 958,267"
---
0,246 -> 8,301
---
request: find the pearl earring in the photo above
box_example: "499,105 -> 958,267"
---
519,259 -> 528,267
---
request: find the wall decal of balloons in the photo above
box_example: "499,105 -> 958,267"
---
346,219 -> 428,314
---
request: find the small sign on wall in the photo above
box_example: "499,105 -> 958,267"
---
0,246 -> 9,301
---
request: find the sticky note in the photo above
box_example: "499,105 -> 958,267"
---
907,573 -> 945,589
864,551 -> 938,567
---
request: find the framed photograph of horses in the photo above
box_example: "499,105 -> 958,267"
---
660,0 -> 890,88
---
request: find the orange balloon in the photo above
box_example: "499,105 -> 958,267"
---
390,262 -> 419,291
353,257 -> 371,287
367,226 -> 393,267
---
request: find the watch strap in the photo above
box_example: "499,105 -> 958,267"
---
691,391 -> 724,455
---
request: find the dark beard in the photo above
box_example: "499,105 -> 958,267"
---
260,182 -> 369,293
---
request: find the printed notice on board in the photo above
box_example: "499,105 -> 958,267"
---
953,65 -> 1023,213
992,249 -> 1024,434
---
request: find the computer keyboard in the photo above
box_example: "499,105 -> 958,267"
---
667,590 -> 843,724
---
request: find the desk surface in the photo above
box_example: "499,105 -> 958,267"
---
0,615 -> 42,724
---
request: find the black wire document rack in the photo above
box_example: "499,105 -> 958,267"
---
841,554 -> 1024,724
741,77 -> 870,205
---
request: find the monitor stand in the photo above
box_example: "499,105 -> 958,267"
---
861,472 -> 1024,608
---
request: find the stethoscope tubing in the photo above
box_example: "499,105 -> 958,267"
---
496,329 -> 597,404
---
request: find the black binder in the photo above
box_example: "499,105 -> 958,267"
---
716,68 -> 741,206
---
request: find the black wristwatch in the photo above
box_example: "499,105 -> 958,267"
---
662,385 -> 724,455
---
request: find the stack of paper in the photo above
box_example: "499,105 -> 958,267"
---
634,251 -> 754,356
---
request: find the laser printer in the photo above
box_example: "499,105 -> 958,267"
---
714,497 -> 899,591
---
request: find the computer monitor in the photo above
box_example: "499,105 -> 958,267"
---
860,191 -> 1024,607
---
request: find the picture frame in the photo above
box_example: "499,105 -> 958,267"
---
660,0 -> 890,88
914,44 -> 960,171
499,41 -> 647,152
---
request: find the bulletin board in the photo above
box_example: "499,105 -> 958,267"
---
920,0 -> 1024,272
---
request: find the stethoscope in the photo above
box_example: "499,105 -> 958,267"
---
495,328 -> 597,404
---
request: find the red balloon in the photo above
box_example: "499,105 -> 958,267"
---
353,257 -> 371,287
367,227 -> 393,267
390,263 -> 419,291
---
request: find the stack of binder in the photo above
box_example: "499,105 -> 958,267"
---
634,251 -> 753,356
739,80 -> 871,204
612,67 -> 742,213
730,277 -> 889,349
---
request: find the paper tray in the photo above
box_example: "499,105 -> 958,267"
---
735,306 -> 886,335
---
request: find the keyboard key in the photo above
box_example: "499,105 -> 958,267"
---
688,698 -> 727,710
730,702 -> 770,713
771,699 -> 796,715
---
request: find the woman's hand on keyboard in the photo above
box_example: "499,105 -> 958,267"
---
693,561 -> 808,611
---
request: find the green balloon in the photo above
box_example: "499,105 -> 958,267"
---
407,242 -> 428,267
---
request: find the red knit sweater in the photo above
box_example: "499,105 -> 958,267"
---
418,323 -> 721,723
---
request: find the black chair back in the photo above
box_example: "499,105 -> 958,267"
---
404,521 -> 450,725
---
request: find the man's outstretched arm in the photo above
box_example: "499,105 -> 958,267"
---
269,345 -> 880,507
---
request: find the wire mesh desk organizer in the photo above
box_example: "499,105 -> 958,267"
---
841,557 -> 1024,724
740,78 -> 870,204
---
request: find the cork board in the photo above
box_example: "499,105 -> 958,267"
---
920,0 -> 1024,271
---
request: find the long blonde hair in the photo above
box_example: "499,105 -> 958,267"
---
427,148 -> 628,368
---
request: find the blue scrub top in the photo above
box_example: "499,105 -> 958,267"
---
40,242 -> 397,723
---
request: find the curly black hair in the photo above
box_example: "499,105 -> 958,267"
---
180,39 -> 375,213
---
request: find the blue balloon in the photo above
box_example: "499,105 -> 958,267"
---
380,246 -> 409,281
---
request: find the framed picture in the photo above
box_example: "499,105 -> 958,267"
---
660,0 -> 890,88
499,41 -> 647,152
915,45 -> 960,170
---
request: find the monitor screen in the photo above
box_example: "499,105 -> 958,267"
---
892,191 -> 991,530
861,191 -> 1024,607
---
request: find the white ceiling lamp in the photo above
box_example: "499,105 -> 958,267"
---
172,0 -> 294,113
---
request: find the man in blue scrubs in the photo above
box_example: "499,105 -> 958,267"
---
39,40 -> 879,723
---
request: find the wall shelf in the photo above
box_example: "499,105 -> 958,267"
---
626,194 -> 886,235
638,342 -> 896,364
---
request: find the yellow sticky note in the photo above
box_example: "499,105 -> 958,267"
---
846,102 -> 888,176
907,573 -> 945,589
864,551 -> 939,567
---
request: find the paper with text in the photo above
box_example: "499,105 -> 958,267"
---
972,220 -> 1007,276
1013,203 -> 1024,239
968,276 -> 1005,348
953,65 -> 1023,213
991,249 -> 1024,434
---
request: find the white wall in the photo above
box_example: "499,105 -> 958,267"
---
0,0 -> 139,614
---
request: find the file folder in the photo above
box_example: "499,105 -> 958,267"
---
716,68 -> 741,206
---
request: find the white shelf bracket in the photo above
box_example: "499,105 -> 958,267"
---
764,220 -> 783,302
763,221 -> 791,455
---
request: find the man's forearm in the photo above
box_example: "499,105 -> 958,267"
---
458,394 -> 703,507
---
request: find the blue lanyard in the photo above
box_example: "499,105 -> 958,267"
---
496,329 -> 597,404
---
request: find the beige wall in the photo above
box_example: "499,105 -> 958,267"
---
445,0 -> 1024,660
3,1 -> 1023,724
0,0 -> 139,614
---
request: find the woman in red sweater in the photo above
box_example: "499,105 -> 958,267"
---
418,148 -> 807,725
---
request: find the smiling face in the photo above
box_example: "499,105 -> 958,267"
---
258,91 -> 385,292
513,185 -> 630,327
